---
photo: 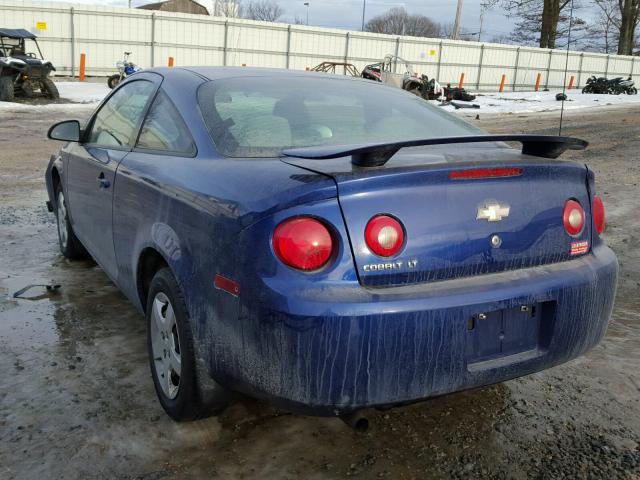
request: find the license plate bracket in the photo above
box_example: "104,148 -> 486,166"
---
466,303 -> 545,364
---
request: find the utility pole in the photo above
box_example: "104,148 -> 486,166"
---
478,5 -> 485,42
452,0 -> 463,40
361,0 -> 366,31
304,2 -> 309,25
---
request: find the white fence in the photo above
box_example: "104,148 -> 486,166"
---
1,0 -> 639,91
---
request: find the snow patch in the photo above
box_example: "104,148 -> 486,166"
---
433,90 -> 640,115
0,81 -> 108,112
57,81 -> 110,103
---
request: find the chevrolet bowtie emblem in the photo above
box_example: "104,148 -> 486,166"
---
477,202 -> 510,222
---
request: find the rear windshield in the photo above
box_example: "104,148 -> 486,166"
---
197,75 -> 481,158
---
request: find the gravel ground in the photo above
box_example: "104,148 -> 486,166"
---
0,103 -> 639,480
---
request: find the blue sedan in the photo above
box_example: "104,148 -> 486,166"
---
45,67 -> 618,424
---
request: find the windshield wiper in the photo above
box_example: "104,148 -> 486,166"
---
282,135 -> 588,167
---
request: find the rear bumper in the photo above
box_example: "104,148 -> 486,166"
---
214,245 -> 618,415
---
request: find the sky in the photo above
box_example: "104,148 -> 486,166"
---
45,0 -> 517,40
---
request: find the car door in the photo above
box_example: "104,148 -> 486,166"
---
65,78 -> 158,280
111,87 -> 199,306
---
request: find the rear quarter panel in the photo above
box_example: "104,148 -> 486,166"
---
113,150 -> 337,384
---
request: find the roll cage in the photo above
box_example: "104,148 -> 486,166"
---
0,29 -> 45,61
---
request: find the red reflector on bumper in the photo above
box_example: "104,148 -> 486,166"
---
449,167 -> 523,180
214,274 -> 240,297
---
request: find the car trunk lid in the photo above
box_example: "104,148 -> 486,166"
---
282,144 -> 592,287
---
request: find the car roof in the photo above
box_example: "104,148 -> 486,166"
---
148,66 -> 375,85
0,28 -> 37,39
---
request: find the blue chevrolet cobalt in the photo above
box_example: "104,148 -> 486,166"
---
45,67 -> 618,424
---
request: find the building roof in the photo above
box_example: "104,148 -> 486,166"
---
137,0 -> 209,14
137,1 -> 166,9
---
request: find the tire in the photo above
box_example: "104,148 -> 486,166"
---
20,81 -> 35,98
146,267 -> 230,421
403,80 -> 423,97
0,76 -> 14,101
107,74 -> 121,89
628,87 -> 637,95
41,77 -> 59,99
54,184 -> 88,259
459,92 -> 476,101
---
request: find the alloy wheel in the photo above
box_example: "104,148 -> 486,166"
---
150,292 -> 182,399
57,190 -> 68,250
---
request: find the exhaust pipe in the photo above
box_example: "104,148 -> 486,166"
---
340,411 -> 369,433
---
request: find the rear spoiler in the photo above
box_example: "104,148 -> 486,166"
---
282,135 -> 588,167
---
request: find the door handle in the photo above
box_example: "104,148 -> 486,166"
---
97,172 -> 111,189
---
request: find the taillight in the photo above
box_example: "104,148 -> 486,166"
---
563,199 -> 585,236
593,195 -> 606,234
273,217 -> 333,271
365,215 -> 405,257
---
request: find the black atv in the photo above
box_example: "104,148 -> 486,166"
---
0,28 -> 58,102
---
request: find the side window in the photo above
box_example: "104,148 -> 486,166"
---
87,80 -> 155,148
136,90 -> 196,155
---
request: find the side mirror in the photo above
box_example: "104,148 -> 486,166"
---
48,120 -> 81,142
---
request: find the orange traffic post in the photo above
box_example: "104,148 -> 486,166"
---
499,74 -> 506,93
168,56 -> 174,67
568,75 -> 575,90
458,72 -> 465,89
79,53 -> 86,82
535,72 -> 542,91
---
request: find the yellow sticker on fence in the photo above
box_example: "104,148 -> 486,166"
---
36,21 -> 47,30
429,49 -> 436,56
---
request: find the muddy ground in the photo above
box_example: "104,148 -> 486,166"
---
1,103 -> 639,480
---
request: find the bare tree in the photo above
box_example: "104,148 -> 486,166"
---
540,0 -> 564,48
585,0 -> 620,52
440,22 -> 454,38
500,0 -> 585,48
488,33 -> 519,44
365,7 -> 442,38
244,1 -> 284,22
213,0 -> 243,18
617,0 -> 640,54
583,0 -> 638,54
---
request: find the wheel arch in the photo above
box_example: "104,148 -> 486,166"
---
46,155 -> 65,209
51,166 -> 61,189
136,247 -> 170,313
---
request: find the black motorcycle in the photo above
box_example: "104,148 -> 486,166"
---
582,75 -> 636,95
613,77 -> 637,95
